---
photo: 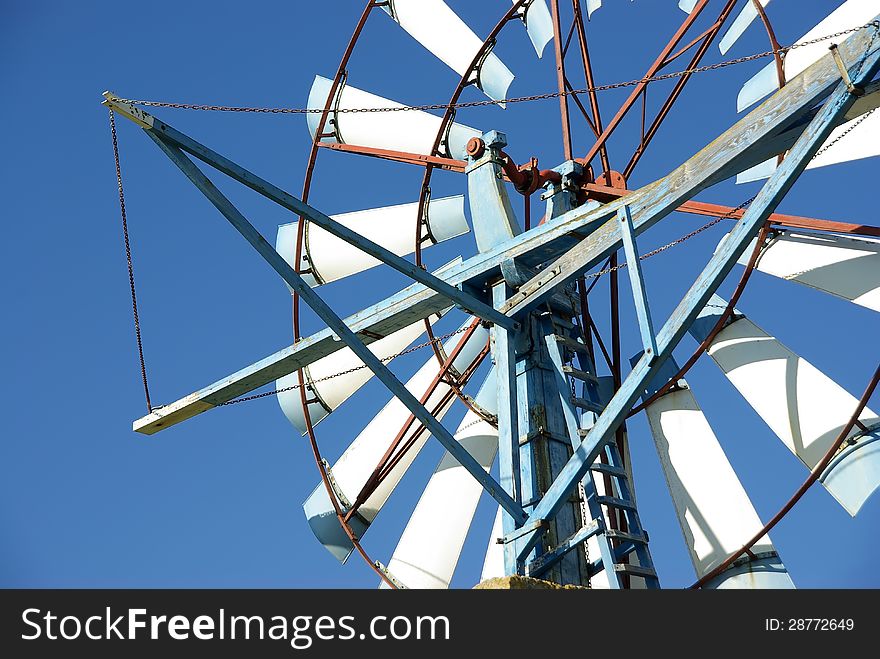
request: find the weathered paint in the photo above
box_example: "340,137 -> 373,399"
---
513,48 -> 880,554
130,24 -> 880,435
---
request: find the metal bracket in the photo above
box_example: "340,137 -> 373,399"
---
373,561 -> 408,589
618,205 -> 658,359
829,44 -> 865,96
102,91 -> 154,129
500,518 -> 548,545
518,427 -> 572,447
500,265 -> 563,313
321,458 -> 352,510
525,518 -> 602,578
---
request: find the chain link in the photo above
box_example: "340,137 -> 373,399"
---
110,20 -> 879,411
215,325 -> 472,407
110,109 -> 153,412
815,108 -> 875,159
580,195 -> 758,281
116,22 -> 878,116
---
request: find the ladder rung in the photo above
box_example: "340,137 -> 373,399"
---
551,316 -> 576,330
554,334 -> 591,354
570,397 -> 603,413
605,529 -> 648,544
597,495 -> 637,511
588,462 -> 628,479
562,365 -> 600,384
614,563 -> 657,579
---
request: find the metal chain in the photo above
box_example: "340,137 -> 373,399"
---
116,22 -> 878,116
581,195 -> 758,281
811,21 -> 879,159
112,153 -> 843,412
216,325 -> 472,406
455,416 -> 492,434
110,109 -> 153,412
151,200 -> 757,410
111,20 -> 878,412
814,105 -> 875,160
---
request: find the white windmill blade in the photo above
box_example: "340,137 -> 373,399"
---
678,0 -> 699,13
303,321 -> 490,563
737,0 -> 879,112
480,507 -> 506,582
380,369 -> 499,589
380,0 -> 515,103
275,257 -> 460,433
729,229 -> 880,312
306,75 -> 481,158
719,0 -> 772,55
689,294 -> 880,515
738,78 -> 880,181
277,310 -> 449,435
736,110 -> 880,182
638,358 -> 795,588
276,195 -> 469,287
588,1 -> 642,18
514,0 -> 553,57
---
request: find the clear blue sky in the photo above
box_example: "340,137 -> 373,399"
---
2,0 -> 877,588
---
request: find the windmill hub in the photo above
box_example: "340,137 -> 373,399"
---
110,1 -> 880,590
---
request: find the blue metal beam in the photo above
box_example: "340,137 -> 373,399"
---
526,519 -> 601,579
514,48 -> 880,555
144,132 -> 528,525
498,21 -> 880,318
491,282 -> 525,573
123,19 -> 880,435
146,117 -> 517,331
618,205 -> 658,357
466,131 -> 522,252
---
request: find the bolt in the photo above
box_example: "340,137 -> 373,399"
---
466,137 -> 486,159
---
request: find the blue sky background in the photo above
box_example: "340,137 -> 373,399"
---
2,0 -> 878,588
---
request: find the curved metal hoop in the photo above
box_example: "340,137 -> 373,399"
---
291,0 -> 800,588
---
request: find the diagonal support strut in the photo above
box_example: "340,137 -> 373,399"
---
143,131 -> 528,525
511,37 -> 880,558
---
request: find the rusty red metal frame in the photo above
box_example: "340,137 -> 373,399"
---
581,182 -> 880,236
343,319 -> 484,522
315,142 -> 467,172
412,0 -> 529,381
571,0 -> 611,177
293,0 -> 397,588
691,362 -> 880,589
623,0 -> 740,178
752,0 -> 786,91
551,0 -> 574,161
580,0 -> 730,173
292,0 -> 529,586
373,345 -> 489,486
291,0 -> 849,588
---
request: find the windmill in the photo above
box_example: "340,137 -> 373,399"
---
105,0 -> 880,589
